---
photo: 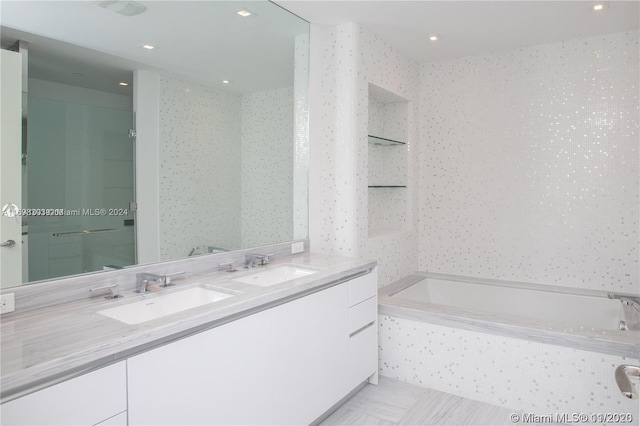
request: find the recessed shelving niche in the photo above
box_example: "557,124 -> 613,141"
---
367,83 -> 409,238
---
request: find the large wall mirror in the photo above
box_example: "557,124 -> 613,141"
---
0,1 -> 309,288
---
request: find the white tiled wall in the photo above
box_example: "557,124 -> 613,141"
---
241,87 -> 294,248
309,23 -> 420,287
158,76 -> 242,259
418,31 -> 639,293
158,76 -> 296,259
358,26 -> 420,287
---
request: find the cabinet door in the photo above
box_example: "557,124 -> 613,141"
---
349,320 -> 378,386
127,309 -> 273,426
1,362 -> 127,426
273,284 -> 350,425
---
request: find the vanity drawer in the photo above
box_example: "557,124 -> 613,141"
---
349,296 -> 377,335
348,271 -> 377,307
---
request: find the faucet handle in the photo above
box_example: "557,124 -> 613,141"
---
136,279 -> 150,294
219,262 -> 238,272
160,271 -> 185,287
90,284 -> 122,300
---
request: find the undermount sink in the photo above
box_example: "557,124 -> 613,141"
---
98,286 -> 233,324
232,265 -> 319,287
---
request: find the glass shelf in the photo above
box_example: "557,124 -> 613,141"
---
368,185 -> 407,188
368,135 -> 406,146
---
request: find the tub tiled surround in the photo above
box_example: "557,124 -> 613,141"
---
378,315 -> 640,417
311,25 -> 638,295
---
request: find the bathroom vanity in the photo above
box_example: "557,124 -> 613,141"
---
0,253 -> 378,425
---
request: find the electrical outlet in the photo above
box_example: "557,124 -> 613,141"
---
0,293 -> 15,314
291,241 -> 304,254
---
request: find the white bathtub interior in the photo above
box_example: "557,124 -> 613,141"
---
393,277 -> 623,331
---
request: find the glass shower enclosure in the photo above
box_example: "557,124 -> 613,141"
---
25,96 -> 136,281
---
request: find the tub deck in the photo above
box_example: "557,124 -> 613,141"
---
379,272 -> 639,358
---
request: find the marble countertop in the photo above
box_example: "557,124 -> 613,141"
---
0,252 -> 376,402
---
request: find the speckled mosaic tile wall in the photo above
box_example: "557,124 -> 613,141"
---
158,76 -> 242,259
309,23 -> 420,287
241,87 -> 294,248
358,25 -> 420,287
158,77 -> 296,258
418,31 -> 639,293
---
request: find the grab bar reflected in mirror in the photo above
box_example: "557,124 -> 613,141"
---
53,228 -> 117,237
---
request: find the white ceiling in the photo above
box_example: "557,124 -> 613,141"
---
274,0 -> 640,64
1,1 -> 637,96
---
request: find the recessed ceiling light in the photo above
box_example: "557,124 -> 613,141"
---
97,0 -> 146,17
593,3 -> 607,11
118,81 -> 129,86
236,9 -> 252,17
222,80 -> 231,84
429,34 -> 440,42
140,43 -> 155,50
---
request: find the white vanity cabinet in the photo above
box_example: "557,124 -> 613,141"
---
128,269 -> 378,425
0,361 -> 127,426
127,309 -> 274,426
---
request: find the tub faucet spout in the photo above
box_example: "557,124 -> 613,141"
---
620,297 -> 640,313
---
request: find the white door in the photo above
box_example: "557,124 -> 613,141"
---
0,49 -> 23,287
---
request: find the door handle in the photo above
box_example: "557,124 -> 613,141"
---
0,240 -> 16,248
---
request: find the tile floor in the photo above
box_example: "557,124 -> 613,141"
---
319,376 -> 523,426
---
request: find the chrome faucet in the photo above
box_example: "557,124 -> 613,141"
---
245,253 -> 272,269
136,273 -> 162,293
620,297 -> 640,313
135,271 -> 185,293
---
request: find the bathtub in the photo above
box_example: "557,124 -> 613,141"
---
377,272 -> 640,415
379,272 -> 639,357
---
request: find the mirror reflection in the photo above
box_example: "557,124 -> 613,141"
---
0,1 -> 309,288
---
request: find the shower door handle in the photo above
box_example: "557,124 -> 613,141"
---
0,240 -> 16,248
615,365 -> 639,399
